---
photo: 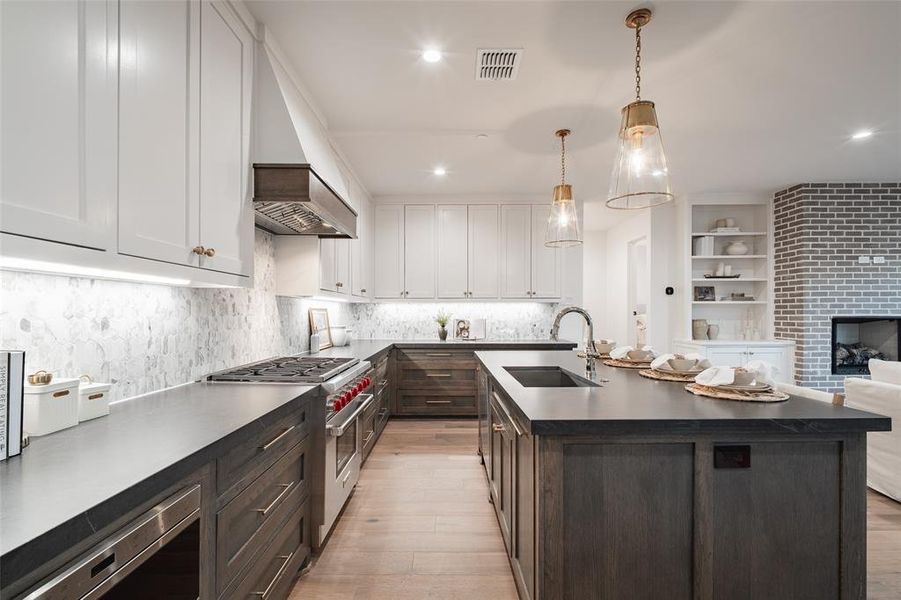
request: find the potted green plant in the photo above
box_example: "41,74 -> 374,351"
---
435,310 -> 451,341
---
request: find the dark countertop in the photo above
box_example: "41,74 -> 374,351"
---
476,350 -> 892,436
315,338 -> 576,362
0,382 -> 316,567
0,338 -> 573,574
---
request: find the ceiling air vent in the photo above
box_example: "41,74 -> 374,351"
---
475,48 -> 522,81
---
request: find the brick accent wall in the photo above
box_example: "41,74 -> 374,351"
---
773,183 -> 901,391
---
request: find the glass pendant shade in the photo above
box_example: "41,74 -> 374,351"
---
545,184 -> 582,247
606,100 -> 673,209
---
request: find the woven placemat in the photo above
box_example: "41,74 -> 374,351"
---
603,358 -> 652,369
684,382 -> 789,403
639,369 -> 698,382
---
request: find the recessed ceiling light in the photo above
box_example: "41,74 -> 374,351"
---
433,166 -> 447,176
476,133 -> 489,140
851,129 -> 874,140
422,48 -> 442,63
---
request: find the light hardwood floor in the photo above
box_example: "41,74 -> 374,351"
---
289,419 -> 901,600
289,419 -> 518,600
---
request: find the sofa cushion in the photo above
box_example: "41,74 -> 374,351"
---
869,359 -> 901,386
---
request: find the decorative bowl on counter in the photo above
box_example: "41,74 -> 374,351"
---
330,326 -> 348,347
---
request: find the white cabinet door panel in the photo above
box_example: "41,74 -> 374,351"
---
530,204 -> 561,299
373,205 -> 404,298
437,205 -> 468,299
1,0 -> 117,250
197,1 -> 252,276
468,205 -> 499,298
404,205 -> 436,298
747,347 -> 792,383
351,200 -> 367,297
500,205 -> 531,299
118,0 -> 198,266
706,347 -> 748,369
335,238 -> 350,295
319,238 -> 337,292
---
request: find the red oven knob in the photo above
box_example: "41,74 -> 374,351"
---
350,386 -> 359,398
343,391 -> 352,403
362,377 -> 371,388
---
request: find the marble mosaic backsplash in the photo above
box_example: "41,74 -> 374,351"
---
349,302 -> 559,341
0,231 -> 351,402
2,228 -> 565,403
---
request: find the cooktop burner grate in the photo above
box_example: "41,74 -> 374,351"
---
209,356 -> 359,383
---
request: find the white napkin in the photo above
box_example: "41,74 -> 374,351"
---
650,353 -> 706,370
609,346 -> 632,359
694,366 -> 736,386
694,361 -> 778,386
609,345 -> 655,360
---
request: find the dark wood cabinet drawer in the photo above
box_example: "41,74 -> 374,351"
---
397,364 -> 476,391
396,349 -> 476,368
217,406 -> 309,497
361,399 -> 379,460
223,498 -> 311,600
217,437 -> 309,592
396,391 -> 477,416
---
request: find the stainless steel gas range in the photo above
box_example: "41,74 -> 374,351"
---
208,355 -> 374,545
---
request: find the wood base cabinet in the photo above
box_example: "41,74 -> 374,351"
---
395,349 -> 477,416
483,382 -> 866,600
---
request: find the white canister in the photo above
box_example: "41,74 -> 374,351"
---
331,326 -> 348,347
23,377 -> 80,436
309,333 -> 321,354
78,378 -> 111,422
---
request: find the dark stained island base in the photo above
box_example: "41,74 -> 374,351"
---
474,350 -> 892,600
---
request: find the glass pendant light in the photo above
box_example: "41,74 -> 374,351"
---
545,129 -> 582,247
606,8 -> 674,210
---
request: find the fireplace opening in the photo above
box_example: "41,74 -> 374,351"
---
831,317 -> 901,375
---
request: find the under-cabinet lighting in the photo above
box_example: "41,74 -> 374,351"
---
851,129 -> 874,140
0,257 -> 191,286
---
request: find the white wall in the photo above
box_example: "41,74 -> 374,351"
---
602,212 -> 650,346
582,229 -> 607,338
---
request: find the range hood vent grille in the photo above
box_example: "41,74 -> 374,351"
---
254,200 -> 325,235
476,48 -> 523,81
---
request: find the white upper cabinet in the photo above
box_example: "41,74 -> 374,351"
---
437,205 -> 469,299
1,0 -> 118,250
500,205 -> 532,299
468,205 -> 500,298
197,1 -> 253,276
319,238 -> 337,292
335,238 -> 350,295
119,0 -> 252,276
351,199 -> 371,298
530,204 -> 561,298
373,205 -> 405,299
403,205 -> 436,298
118,0 -> 197,266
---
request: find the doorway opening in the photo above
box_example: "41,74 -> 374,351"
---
628,236 -> 649,347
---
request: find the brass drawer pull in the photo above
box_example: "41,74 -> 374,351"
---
425,400 -> 452,405
203,247 -> 216,257
426,353 -> 452,357
426,373 -> 452,378
255,481 -> 295,517
192,245 -> 206,255
492,423 -> 506,432
363,432 -> 374,444
259,425 -> 296,451
87,393 -> 104,400
52,390 -> 70,398
491,391 -> 523,436
252,551 -> 294,599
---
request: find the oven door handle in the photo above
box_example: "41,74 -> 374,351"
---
327,394 -> 374,437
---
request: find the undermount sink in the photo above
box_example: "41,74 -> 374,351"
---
504,366 -> 600,388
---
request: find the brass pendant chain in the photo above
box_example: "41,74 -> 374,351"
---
634,24 -> 642,101
560,134 -> 566,185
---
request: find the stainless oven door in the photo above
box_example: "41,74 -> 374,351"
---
321,394 -> 373,543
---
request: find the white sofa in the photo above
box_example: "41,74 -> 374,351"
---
844,359 -> 901,502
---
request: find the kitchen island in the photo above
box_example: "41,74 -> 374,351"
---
475,350 -> 891,600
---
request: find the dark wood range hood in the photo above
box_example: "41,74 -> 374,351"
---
252,163 -> 357,238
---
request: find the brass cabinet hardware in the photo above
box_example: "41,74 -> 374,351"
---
492,423 -> 506,432
52,390 -> 70,398
259,425 -> 295,451
192,246 -> 206,255
254,481 -> 294,516
362,432 -> 374,444
336,282 -> 343,288
361,288 -> 366,293
426,353 -> 452,357
426,373 -> 452,378
203,247 -> 216,257
425,400 -> 452,404
252,551 -> 294,599
492,391 -> 523,436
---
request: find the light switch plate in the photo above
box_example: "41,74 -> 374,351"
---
873,256 -> 886,264
858,256 -> 871,264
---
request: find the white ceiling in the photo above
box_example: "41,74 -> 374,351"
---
246,1 -> 901,230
